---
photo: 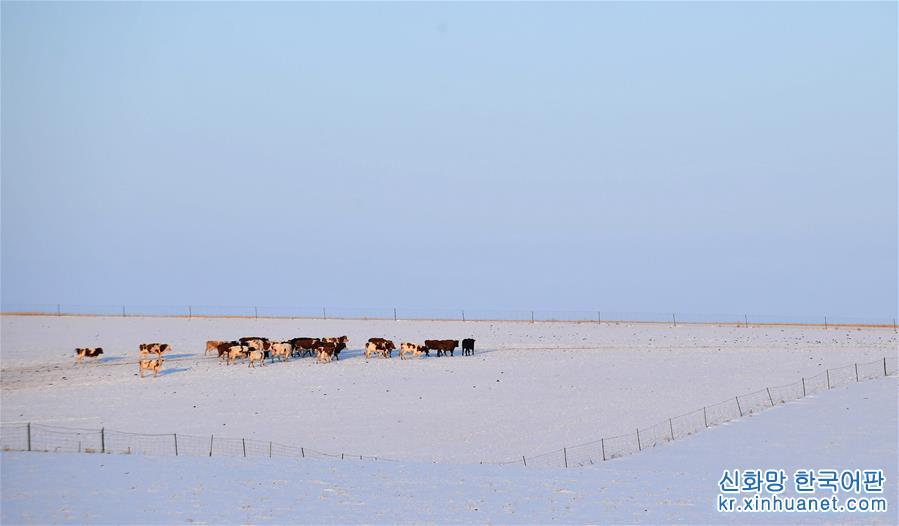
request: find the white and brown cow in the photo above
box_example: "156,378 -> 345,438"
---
75,347 -> 104,364
226,345 -> 249,365
248,349 -> 266,368
269,342 -> 292,362
139,343 -> 171,358
139,357 -> 164,378
399,342 -> 427,360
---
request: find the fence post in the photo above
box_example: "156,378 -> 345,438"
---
824,315 -> 828,329
174,434 -> 178,456
563,448 -> 568,468
101,427 -> 105,453
636,429 -> 642,451
122,306 -> 126,318
341,453 -> 345,460
672,313 -> 677,327
322,307 -> 327,320
530,311 -> 534,323
188,306 -> 192,320
393,308 -> 397,321
801,377 -> 806,397
269,441 -> 272,458
209,435 -> 214,457
894,319 -> 897,334
855,363 -> 859,382
301,447 -> 305,458
884,357 -> 888,376
462,310 -> 465,322
766,387 -> 774,406
242,438 -> 246,457
669,418 -> 675,440
735,397 -> 743,417
744,314 -> 748,327
254,306 -> 258,320
27,422 -> 31,451
826,369 -> 831,389
522,455 -> 527,467
601,438 -> 606,461
597,311 -> 601,324
703,406 -> 708,428
57,304 -> 61,317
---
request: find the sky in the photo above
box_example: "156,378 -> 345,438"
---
1,2 -> 896,320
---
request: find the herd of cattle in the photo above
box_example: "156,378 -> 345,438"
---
73,336 -> 476,377
205,336 -> 476,365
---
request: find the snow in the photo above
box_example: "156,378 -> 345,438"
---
1,315 -> 895,464
2,377 -> 896,524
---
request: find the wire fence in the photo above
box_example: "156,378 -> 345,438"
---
2,356 -> 896,467
1,303 -> 897,329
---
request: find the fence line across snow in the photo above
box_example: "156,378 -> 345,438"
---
2,304 -> 897,330
2,356 -> 896,468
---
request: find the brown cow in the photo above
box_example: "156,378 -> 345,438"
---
288,337 -> 320,358
139,357 -> 164,378
205,340 -> 227,355
399,342 -> 427,360
424,339 -> 459,357
214,341 -> 238,361
75,347 -> 104,364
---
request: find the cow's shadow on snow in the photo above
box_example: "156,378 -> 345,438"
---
97,356 -> 125,364
164,353 -> 194,360
156,367 -> 189,377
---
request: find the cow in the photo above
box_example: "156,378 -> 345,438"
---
248,349 -> 266,368
214,341 -> 239,361
139,358 -> 164,378
204,340 -> 227,355
269,342 -> 292,362
424,339 -> 459,357
333,341 -> 347,360
226,345 -> 249,365
139,343 -> 171,358
288,337 -> 320,358
239,337 -> 269,344
367,338 -> 396,358
399,342 -> 427,360
74,347 -> 104,364
364,339 -> 393,359
315,342 -> 337,363
462,338 -> 476,356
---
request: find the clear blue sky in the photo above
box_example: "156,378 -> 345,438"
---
2,2 -> 896,319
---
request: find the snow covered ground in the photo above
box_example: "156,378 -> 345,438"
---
1,315 -> 896,463
2,377 -> 896,524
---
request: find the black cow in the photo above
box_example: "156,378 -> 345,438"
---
462,338 -> 475,356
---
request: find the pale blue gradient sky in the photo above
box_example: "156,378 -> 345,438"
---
2,2 -> 896,318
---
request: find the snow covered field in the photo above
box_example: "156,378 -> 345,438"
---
1,315 -> 896,464
2,377 -> 896,524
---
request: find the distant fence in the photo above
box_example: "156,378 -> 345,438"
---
0,423 -> 399,463
2,304 -> 897,329
2,356 -> 896,467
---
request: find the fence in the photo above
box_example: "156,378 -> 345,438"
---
1,304 -> 897,329
3,356 -> 895,467
0,422 -> 397,462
